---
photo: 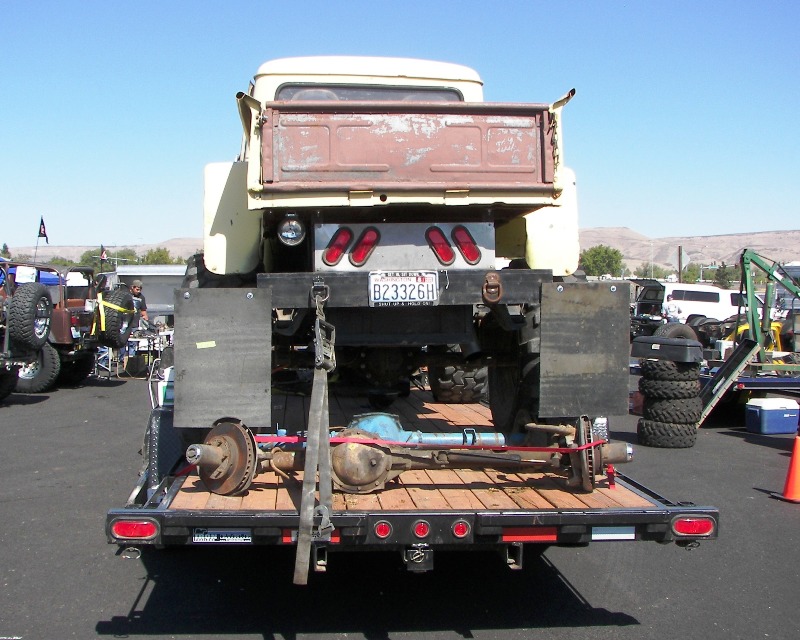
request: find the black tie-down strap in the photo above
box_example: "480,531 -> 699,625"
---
293,282 -> 336,585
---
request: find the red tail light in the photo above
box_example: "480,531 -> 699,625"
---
350,227 -> 380,266
322,227 -> 354,266
426,227 -> 455,265
452,520 -> 470,538
672,516 -> 715,537
110,519 -> 158,540
451,226 -> 481,264
412,520 -> 431,539
374,520 -> 392,539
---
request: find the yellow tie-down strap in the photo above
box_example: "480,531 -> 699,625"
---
92,292 -> 135,334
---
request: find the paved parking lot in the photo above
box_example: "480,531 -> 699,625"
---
1,375 -> 799,639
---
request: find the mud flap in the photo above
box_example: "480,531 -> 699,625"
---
173,288 -> 271,431
538,281 -> 629,418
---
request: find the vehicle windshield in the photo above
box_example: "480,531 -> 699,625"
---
276,84 -> 463,102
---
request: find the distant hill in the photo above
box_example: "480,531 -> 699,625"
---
580,227 -> 800,271
9,228 -> 800,271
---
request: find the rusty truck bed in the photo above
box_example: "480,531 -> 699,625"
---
168,386 -> 657,513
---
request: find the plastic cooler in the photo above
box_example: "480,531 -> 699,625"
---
745,398 -> 800,435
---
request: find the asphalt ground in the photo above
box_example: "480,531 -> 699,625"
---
1,374 -> 799,640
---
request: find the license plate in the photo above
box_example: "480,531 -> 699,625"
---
368,271 -> 439,307
193,528 -> 252,544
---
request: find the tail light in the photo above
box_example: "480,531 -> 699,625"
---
425,227 -> 455,265
451,520 -> 470,538
350,227 -> 380,266
412,520 -> 431,539
322,227 -> 354,266
374,520 -> 392,539
672,516 -> 715,537
110,519 -> 158,540
451,225 -> 481,264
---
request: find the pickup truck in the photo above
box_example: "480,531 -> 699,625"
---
106,56 -> 718,584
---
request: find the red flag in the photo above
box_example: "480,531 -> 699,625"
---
38,217 -> 49,244
100,245 -> 108,261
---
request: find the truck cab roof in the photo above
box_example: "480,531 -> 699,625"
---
251,56 -> 485,102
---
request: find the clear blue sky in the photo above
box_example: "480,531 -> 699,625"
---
2,0 -> 798,250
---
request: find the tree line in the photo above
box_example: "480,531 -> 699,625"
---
579,244 -> 737,288
1,243 -> 190,269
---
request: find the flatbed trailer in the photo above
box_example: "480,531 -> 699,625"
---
107,384 -> 719,573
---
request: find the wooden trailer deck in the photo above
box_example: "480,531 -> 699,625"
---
169,385 -> 656,513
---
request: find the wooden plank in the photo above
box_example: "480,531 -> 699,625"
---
204,493 -> 244,510
275,476 -> 302,512
535,477 -> 594,509
377,485 -> 415,510
336,490 -> 382,511
427,469 -> 490,510
453,469 -> 521,510
595,485 -> 659,508
399,470 -> 452,510
483,470 -> 555,509
240,472 -> 279,510
169,474 -> 213,510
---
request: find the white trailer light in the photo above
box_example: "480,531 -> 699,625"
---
277,214 -> 306,246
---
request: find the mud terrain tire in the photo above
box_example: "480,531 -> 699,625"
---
640,359 -> 700,381
8,283 -> 52,350
429,346 -> 487,403
99,289 -> 135,348
638,378 -> 700,400
643,397 -> 702,423
637,418 -> 697,448
16,343 -> 61,393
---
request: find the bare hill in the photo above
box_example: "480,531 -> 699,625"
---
580,228 -> 800,271
9,229 -> 800,270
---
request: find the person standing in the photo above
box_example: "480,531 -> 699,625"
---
663,294 -> 681,323
130,279 -> 149,324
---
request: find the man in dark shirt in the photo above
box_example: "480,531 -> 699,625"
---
130,279 -> 149,324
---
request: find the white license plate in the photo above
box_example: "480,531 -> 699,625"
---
368,271 -> 439,307
193,528 -> 252,543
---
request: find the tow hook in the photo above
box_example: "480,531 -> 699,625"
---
482,272 -> 503,304
118,546 -> 142,560
403,544 -> 433,572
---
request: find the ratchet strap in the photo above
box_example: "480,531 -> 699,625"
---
293,281 -> 335,585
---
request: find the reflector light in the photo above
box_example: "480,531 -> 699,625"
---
374,521 -> 392,539
412,520 -> 431,539
111,519 -> 158,540
452,520 -> 470,538
323,227 -> 354,266
425,227 -> 455,265
350,227 -> 380,266
672,517 -> 715,537
501,526 -> 558,543
451,225 -> 481,264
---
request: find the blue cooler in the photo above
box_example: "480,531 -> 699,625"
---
745,399 -> 800,435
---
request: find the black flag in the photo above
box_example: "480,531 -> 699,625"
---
38,217 -> 49,244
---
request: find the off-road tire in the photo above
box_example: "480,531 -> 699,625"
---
429,346 -> 487,403
653,323 -> 698,341
640,359 -> 701,381
99,289 -> 135,348
637,418 -> 697,448
16,343 -> 61,393
0,369 -> 18,402
8,283 -> 52,350
638,378 -> 700,400
643,397 -> 702,423
57,353 -> 96,386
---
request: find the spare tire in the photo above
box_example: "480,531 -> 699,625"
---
653,323 -> 698,341
640,359 -> 700,381
98,289 -> 135,348
637,418 -> 697,448
8,282 -> 52,350
429,345 -> 487,403
16,342 -> 61,393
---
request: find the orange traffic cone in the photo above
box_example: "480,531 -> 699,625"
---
772,433 -> 800,503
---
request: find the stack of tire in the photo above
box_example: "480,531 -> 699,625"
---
637,358 -> 702,448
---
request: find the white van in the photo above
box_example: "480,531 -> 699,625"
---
632,280 -> 750,323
